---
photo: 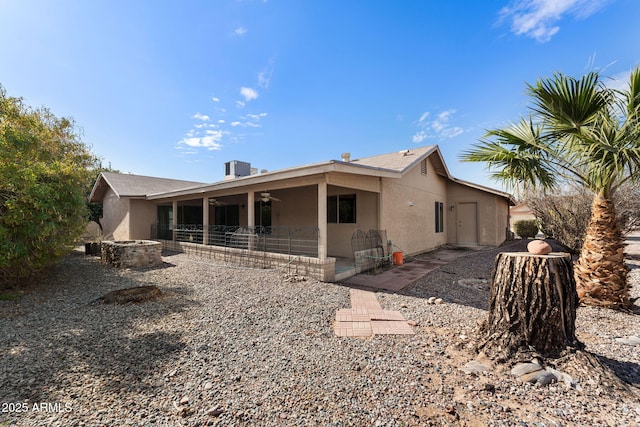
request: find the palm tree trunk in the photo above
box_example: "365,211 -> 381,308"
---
574,196 -> 630,309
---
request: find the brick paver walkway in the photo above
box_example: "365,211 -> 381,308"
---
333,289 -> 415,337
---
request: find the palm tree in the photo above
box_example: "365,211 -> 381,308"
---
462,67 -> 640,310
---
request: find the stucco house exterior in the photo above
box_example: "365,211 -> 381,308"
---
89,145 -> 514,281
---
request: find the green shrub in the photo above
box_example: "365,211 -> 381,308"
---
514,220 -> 538,239
0,85 -> 97,287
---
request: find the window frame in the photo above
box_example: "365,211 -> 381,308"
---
327,194 -> 356,224
435,201 -> 444,233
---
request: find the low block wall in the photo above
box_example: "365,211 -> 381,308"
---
159,240 -> 336,282
101,240 -> 163,268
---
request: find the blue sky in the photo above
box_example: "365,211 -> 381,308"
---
1,0 -> 638,190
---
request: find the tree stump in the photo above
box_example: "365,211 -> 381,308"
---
477,252 -> 583,363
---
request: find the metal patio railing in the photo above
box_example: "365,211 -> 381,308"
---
151,224 -> 320,258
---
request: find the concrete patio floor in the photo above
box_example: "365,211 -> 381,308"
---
339,245 -> 490,292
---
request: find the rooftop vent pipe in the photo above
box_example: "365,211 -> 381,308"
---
341,152 -> 351,162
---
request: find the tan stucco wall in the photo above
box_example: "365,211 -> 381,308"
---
129,199 -> 159,240
445,181 -> 509,246
379,158 -> 448,256
327,186 -> 379,258
101,188 -> 130,240
270,186 -> 317,228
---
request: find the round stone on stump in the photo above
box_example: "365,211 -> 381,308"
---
527,239 -> 552,255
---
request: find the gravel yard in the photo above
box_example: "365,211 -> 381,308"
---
1,239 -> 639,426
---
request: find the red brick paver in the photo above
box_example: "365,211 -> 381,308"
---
333,289 -> 415,337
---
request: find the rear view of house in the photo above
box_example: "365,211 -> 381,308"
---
89,145 -> 514,281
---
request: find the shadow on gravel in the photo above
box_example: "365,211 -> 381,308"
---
596,354 -> 640,386
0,251 -> 194,404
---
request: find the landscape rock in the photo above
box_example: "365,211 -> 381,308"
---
460,360 -> 491,375
615,335 -> 640,346
527,239 -> 553,255
511,362 -> 543,377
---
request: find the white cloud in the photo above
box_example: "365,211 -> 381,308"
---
499,0 -> 608,42
218,119 -> 225,124
440,127 -> 464,138
230,121 -> 261,128
246,112 -> 267,121
211,97 -> 220,102
240,87 -> 259,101
179,130 -> 225,151
412,109 -> 463,142
437,110 -> 453,121
234,26 -> 247,36
258,60 -> 275,89
193,112 -> 210,121
412,130 -> 428,143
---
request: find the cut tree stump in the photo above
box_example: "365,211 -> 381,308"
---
470,251 -> 639,399
477,252 -> 582,363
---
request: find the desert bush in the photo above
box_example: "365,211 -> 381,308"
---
514,220 -> 538,239
0,85 -> 98,287
525,185 -> 640,253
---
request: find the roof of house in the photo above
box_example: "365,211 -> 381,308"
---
89,172 -> 205,202
89,145 -> 514,204
349,146 -> 434,170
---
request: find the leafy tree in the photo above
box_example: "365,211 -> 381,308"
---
462,68 -> 640,309
0,85 -> 98,287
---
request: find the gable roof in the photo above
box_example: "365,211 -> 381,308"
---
89,172 -> 205,202
89,145 -> 513,205
350,146 -> 440,172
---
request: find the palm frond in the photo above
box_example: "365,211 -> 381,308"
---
527,71 -> 610,134
626,66 -> 640,115
460,119 -> 556,190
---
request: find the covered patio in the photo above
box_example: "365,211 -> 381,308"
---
147,174 -> 383,281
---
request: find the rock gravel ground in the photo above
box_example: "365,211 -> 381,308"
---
0,238 -> 638,427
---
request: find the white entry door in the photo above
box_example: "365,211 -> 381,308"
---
457,202 -> 478,245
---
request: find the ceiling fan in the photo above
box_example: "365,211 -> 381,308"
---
260,192 -> 281,203
208,198 -> 228,206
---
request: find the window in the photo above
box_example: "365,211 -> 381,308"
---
327,194 -> 356,223
435,201 -> 444,233
254,200 -> 272,227
214,205 -> 240,226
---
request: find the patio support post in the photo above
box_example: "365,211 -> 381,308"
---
318,179 -> 327,260
247,191 -> 255,250
172,200 -> 178,242
247,191 -> 255,227
202,197 -> 209,245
